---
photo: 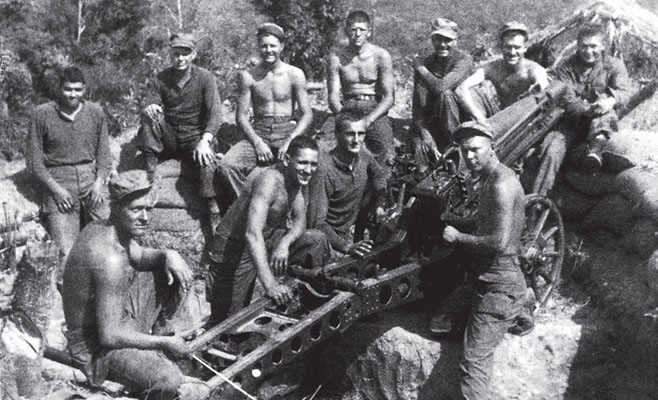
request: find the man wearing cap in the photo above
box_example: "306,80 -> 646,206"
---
456,22 -> 548,126
306,113 -> 388,258
326,10 -> 395,169
531,25 -> 633,192
27,66 -> 111,274
138,32 -> 222,217
207,136 -> 329,325
412,17 -> 473,164
433,122 -> 527,400
218,23 -> 313,202
62,170 -> 209,400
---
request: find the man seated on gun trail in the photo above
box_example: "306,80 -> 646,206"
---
531,24 -> 633,194
456,22 -> 548,130
62,170 -> 209,400
307,113 -> 388,258
206,136 -> 330,326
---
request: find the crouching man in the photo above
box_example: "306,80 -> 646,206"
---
62,170 -> 209,400
206,136 -> 330,326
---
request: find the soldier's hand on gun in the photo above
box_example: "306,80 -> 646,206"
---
52,185 -> 74,214
164,250 -> 193,292
161,335 -> 191,358
143,104 -> 163,122
442,225 -> 460,244
265,282 -> 293,305
193,137 -> 216,167
348,240 -> 373,258
269,244 -> 290,276
254,139 -> 275,164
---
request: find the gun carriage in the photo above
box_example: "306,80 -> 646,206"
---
185,82 -> 569,399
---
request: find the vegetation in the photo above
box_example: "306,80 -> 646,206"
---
1,0 -> 638,162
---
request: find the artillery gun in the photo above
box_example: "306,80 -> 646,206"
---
185,81 -> 570,399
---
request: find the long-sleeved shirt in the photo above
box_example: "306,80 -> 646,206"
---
27,101 -> 111,186
307,148 -> 387,253
144,64 -> 222,136
553,53 -> 633,117
412,49 -> 473,121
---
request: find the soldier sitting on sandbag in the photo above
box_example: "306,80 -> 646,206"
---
62,170 -> 209,400
531,24 -> 633,195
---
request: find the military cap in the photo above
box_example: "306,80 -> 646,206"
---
452,121 -> 495,143
169,33 -> 196,50
109,170 -> 153,202
430,18 -> 458,40
500,21 -> 528,39
257,23 -> 285,41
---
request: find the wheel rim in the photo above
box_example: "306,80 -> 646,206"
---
520,194 -> 565,312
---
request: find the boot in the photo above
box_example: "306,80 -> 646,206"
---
582,135 -> 607,173
140,152 -> 159,182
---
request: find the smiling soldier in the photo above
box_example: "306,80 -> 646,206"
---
218,23 -> 313,202
27,66 -> 111,273
456,22 -> 548,124
207,136 -> 329,325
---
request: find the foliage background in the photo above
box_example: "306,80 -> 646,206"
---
2,0 -> 657,161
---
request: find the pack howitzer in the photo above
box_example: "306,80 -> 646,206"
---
181,82 -> 570,398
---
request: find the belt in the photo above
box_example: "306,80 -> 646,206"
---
46,160 -> 93,168
344,94 -> 377,101
253,116 -> 293,124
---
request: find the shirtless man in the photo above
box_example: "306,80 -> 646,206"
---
436,121 -> 528,400
219,23 -> 313,200
207,136 -> 329,325
456,22 -> 548,125
62,170 -> 208,400
326,10 -> 395,168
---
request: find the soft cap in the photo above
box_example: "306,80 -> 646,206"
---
452,121 -> 495,142
109,170 -> 153,202
169,33 -> 196,50
430,18 -> 458,40
257,23 -> 285,41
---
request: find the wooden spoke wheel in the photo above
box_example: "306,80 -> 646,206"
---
520,194 -> 565,312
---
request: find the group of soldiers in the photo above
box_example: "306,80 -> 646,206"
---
26,8 -> 631,400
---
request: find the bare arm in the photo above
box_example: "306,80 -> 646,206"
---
278,68 -> 313,160
236,70 -> 259,145
363,50 -> 395,127
530,62 -> 549,92
455,68 -> 488,123
270,190 -> 306,273
128,241 -> 193,291
326,53 -> 342,114
245,172 -> 292,304
95,255 -> 189,356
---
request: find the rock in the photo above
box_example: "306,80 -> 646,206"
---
347,322 -> 581,400
614,167 -> 658,221
603,130 -> 658,171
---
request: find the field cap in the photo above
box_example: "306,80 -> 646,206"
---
169,33 -> 196,50
109,170 -> 153,202
453,121 -> 494,142
257,23 -> 285,41
430,18 -> 458,40
500,21 -> 528,39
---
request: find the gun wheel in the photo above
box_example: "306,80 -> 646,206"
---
520,194 -> 565,312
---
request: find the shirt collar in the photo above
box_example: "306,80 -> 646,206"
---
56,101 -> 84,122
330,148 -> 361,172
